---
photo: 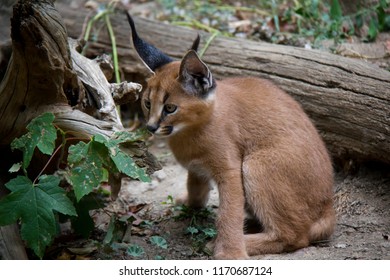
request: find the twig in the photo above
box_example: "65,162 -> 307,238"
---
173,20 -> 222,35
82,10 -> 106,55
199,31 -> 219,58
32,144 -> 64,185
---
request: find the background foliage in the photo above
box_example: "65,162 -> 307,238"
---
157,0 -> 390,47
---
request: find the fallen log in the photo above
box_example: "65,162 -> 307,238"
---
57,2 -> 390,165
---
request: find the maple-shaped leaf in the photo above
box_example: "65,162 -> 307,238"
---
94,132 -> 150,182
150,236 -> 168,249
67,140 -> 111,201
0,175 -> 77,258
11,113 -> 57,169
66,131 -> 150,202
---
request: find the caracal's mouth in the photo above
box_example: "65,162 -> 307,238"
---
152,126 -> 173,137
153,124 -> 189,137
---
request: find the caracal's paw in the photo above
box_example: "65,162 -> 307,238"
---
175,193 -> 189,206
214,250 -> 249,260
213,238 -> 249,259
175,193 -> 206,208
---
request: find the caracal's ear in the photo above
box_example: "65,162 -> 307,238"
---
126,12 -> 173,74
179,50 -> 215,98
190,34 -> 200,52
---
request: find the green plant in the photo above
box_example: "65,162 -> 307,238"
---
285,0 -> 390,45
150,235 -> 168,249
358,0 -> 390,42
164,195 -> 217,255
159,0 -> 390,47
0,113 -> 150,258
127,244 -> 145,258
83,0 -> 121,83
125,236 -> 168,259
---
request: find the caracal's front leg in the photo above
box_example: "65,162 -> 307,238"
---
213,169 -> 248,259
176,169 -> 211,208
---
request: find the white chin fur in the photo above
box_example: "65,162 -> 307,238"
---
171,123 -> 186,135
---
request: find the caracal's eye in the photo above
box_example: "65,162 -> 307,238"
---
164,104 -> 177,114
144,100 -> 151,110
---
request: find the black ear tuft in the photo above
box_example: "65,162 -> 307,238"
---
179,50 -> 215,98
190,34 -> 200,52
126,12 -> 173,73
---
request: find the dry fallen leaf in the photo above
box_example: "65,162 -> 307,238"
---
129,203 -> 148,214
67,245 -> 98,255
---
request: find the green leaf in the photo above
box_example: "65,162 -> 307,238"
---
310,0 -> 319,18
355,14 -> 364,29
11,113 -> 56,169
127,244 -> 145,258
202,228 -> 217,238
32,114 -> 57,155
103,215 -> 128,245
38,175 -> 77,216
379,0 -> 388,8
4,175 -> 32,193
186,226 -> 199,235
0,175 -> 76,258
67,141 -> 110,201
367,18 -> 378,41
150,236 -> 168,249
377,5 -> 390,31
98,133 -> 150,182
93,134 -> 108,145
67,141 -> 88,164
140,220 -> 154,228
109,147 -> 150,182
330,0 -> 342,21
67,131 -> 150,201
385,15 -> 390,30
112,129 -> 149,142
103,215 -> 116,245
9,162 -> 22,173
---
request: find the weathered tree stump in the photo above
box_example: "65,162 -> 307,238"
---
0,0 -> 159,259
56,2 -> 390,165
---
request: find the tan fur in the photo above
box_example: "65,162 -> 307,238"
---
141,58 -> 335,259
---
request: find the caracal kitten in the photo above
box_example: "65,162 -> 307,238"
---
127,13 -> 335,259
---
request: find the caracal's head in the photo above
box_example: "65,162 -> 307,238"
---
127,13 -> 216,137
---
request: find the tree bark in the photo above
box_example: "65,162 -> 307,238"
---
56,3 -> 390,165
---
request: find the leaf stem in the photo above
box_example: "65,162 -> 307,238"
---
32,144 -> 64,185
104,12 -> 120,84
82,10 -> 107,55
199,31 -> 219,58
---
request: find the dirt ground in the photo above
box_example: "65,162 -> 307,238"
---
91,138 -> 390,260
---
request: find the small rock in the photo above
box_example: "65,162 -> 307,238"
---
145,180 -> 158,191
335,243 -> 348,249
154,170 -> 167,181
381,242 -> 390,248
